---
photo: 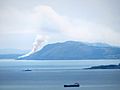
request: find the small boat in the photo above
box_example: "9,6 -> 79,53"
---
64,83 -> 80,87
24,69 -> 32,71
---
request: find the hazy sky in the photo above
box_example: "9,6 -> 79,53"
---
0,0 -> 120,49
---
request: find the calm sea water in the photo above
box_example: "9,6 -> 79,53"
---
0,59 -> 120,90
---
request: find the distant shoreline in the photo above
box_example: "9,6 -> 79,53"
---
0,57 -> 120,60
84,63 -> 120,69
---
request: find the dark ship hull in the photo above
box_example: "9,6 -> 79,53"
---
64,83 -> 80,87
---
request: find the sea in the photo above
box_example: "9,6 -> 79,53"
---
0,59 -> 120,90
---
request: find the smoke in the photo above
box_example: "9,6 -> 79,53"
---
18,35 -> 47,58
32,35 -> 46,52
33,5 -> 120,46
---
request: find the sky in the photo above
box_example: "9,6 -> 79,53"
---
0,0 -> 120,50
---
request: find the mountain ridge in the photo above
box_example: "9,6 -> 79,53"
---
18,41 -> 120,60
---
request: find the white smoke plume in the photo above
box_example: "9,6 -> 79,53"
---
32,35 -> 46,52
18,35 -> 47,58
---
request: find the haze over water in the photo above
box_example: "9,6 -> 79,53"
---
0,59 -> 120,90
0,0 -> 120,90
